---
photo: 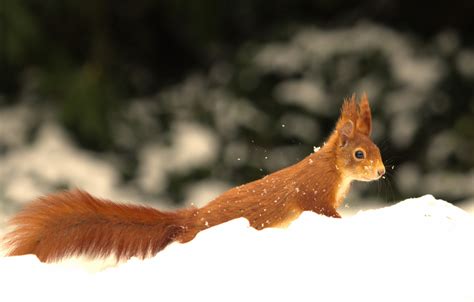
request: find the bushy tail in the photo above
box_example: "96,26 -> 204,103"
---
2,190 -> 195,262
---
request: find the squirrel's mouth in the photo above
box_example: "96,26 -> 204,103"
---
360,176 -> 378,182
364,166 -> 386,181
359,173 -> 383,182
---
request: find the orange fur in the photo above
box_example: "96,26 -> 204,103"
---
4,190 -> 195,261
2,94 -> 385,262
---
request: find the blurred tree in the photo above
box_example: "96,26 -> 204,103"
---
0,0 -> 473,205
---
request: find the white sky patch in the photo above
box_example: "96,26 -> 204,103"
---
435,30 -> 460,55
0,103 -> 36,149
184,180 -> 232,208
256,23 -> 445,93
224,141 -> 249,167
279,113 -> 321,143
262,146 -> 304,171
390,112 -> 418,148
426,130 -> 460,167
137,121 -> 219,194
423,171 -> 474,198
0,195 -> 473,302
254,43 -> 305,75
274,79 -> 331,115
456,50 -> 474,77
395,162 -> 422,195
168,122 -> 219,172
136,144 -> 169,194
211,93 -> 268,136
0,123 -> 120,203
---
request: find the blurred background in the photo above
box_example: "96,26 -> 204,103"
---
1,0 -> 473,228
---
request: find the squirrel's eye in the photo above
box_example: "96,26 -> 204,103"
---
354,150 -> 365,159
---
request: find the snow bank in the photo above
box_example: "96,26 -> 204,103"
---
1,195 -> 473,302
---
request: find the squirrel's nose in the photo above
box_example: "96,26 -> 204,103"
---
377,167 -> 386,177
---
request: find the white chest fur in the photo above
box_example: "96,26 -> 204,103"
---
335,177 -> 352,208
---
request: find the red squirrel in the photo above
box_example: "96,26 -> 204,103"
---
2,94 -> 385,262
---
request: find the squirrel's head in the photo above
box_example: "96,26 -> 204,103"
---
333,94 -> 385,182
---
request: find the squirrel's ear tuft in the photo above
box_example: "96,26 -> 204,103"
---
356,93 -> 372,136
339,120 -> 354,147
336,95 -> 357,146
340,94 -> 358,122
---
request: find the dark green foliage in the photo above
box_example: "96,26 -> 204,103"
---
0,1 -> 473,205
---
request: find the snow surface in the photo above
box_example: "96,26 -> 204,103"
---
1,195 -> 473,302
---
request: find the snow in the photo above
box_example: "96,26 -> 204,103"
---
274,79 -> 331,115
256,23 -> 445,91
1,195 -> 474,302
0,123 -> 122,202
137,121 -> 219,194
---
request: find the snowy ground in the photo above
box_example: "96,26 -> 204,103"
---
0,195 -> 473,302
